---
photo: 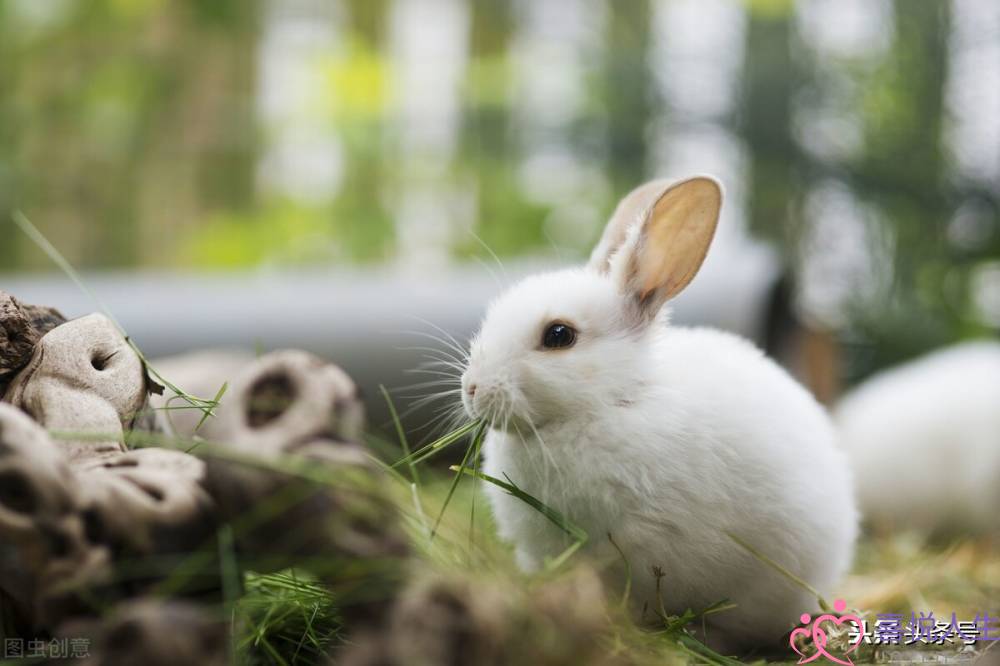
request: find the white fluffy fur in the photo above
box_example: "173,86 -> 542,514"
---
835,341 -> 1000,533
460,262 -> 858,650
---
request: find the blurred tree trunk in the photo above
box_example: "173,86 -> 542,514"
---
0,1 -> 261,269
464,0 -> 514,159
349,0 -> 389,44
855,1 -> 950,225
331,0 -> 394,262
134,2 -> 262,266
0,8 -> 19,269
2,5 -> 135,268
602,0 -> 654,196
851,0 -> 955,369
739,2 -> 800,250
458,0 -> 547,256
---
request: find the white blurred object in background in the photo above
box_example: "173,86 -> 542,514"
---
835,341 -> 1000,534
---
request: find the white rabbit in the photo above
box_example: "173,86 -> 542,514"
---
835,340 -> 1000,534
460,176 -> 857,651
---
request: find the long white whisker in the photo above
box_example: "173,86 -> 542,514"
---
512,419 -> 544,502
397,341 -> 465,360
400,329 -> 470,363
404,367 -> 462,380
404,358 -> 467,376
384,385 -> 463,426
472,255 -> 505,292
399,388 -> 463,412
405,356 -> 466,370
413,401 -> 469,441
398,345 -> 467,366
542,227 -> 565,262
468,229 -> 510,286
413,360 -> 465,374
525,412 -> 559,507
395,379 -> 462,392
407,316 -> 471,360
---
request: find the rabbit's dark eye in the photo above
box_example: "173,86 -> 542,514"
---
542,323 -> 577,349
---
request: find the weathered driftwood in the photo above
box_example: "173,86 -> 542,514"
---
0,403 -> 111,629
0,309 -> 220,624
1,296 -> 405,649
81,448 -> 217,561
0,402 -> 219,630
339,567 -> 618,666
203,350 -> 408,600
0,290 -> 66,397
218,349 -> 365,456
4,313 -> 148,464
60,599 -> 227,666
146,348 -> 256,439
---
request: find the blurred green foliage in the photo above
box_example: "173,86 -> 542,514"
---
0,0 -> 998,380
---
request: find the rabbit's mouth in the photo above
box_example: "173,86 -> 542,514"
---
463,387 -> 512,429
466,393 -> 543,436
461,366 -> 538,432
462,392 -> 502,424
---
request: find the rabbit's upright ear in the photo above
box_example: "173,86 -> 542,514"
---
588,179 -> 677,275
609,176 -> 722,323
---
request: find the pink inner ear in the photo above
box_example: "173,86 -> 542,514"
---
589,179 -> 678,274
635,177 -> 721,303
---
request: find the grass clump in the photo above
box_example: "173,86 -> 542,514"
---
237,571 -> 342,666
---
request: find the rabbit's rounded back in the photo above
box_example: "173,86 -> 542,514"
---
836,340 -> 1000,533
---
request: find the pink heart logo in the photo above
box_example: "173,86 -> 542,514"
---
810,612 -> 864,665
788,601 -> 864,666
789,625 -> 823,664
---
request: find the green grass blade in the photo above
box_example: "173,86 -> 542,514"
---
13,210 -> 217,419
380,385 -> 419,486
217,524 -> 242,660
13,210 -> 116,323
450,466 -> 588,546
468,420 -> 484,557
726,531 -> 830,611
676,635 -> 744,666
194,381 -> 228,434
391,419 -> 480,469
607,532 -> 632,610
431,420 -> 487,539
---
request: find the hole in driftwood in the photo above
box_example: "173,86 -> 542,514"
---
91,352 -> 109,371
247,372 -> 297,428
45,528 -> 71,557
0,470 -> 38,514
103,458 -> 138,469
82,508 -> 105,544
133,480 -> 165,503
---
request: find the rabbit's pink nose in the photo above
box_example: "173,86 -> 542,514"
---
466,384 -> 478,398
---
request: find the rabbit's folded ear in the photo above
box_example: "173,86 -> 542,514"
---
606,176 -> 723,324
